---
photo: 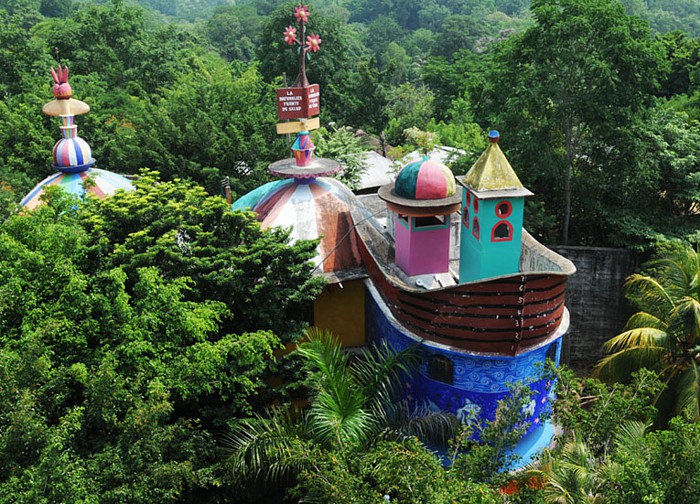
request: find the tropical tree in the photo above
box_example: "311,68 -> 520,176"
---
224,328 -> 459,498
525,422 -> 648,504
595,243 -> 700,423
0,175 -> 324,502
481,0 -> 666,245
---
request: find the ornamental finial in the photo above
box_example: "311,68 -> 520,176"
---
50,65 -> 72,99
488,130 -> 500,143
282,4 -> 322,88
43,66 -> 90,117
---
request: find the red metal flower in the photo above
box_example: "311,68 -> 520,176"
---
294,4 -> 310,23
283,26 -> 298,45
306,33 -> 322,53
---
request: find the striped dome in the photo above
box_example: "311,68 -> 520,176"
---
21,168 -> 133,210
52,136 -> 95,172
233,177 -> 362,276
394,158 -> 456,200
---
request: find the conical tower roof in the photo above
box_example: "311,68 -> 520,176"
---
458,131 -> 532,199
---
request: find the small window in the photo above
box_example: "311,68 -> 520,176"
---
397,213 -> 410,229
496,201 -> 512,218
414,215 -> 445,228
472,217 -> 480,240
429,355 -> 454,385
491,221 -> 513,242
466,191 -> 472,206
462,207 -> 470,228
473,198 -> 479,213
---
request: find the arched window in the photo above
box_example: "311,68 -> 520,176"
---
462,207 -> 470,228
496,200 -> 512,218
546,340 -> 560,364
429,355 -> 454,385
466,191 -> 472,206
472,217 -> 480,240
491,221 -> 513,242
473,197 -> 479,213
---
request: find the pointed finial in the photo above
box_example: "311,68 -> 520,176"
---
488,130 -> 500,143
50,65 -> 72,100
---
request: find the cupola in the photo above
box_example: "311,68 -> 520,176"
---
378,157 -> 461,278
457,131 -> 533,282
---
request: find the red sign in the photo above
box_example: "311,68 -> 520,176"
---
276,84 -> 320,120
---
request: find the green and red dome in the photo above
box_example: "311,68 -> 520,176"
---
394,158 -> 456,200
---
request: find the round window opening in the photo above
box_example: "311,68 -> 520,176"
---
496,201 -> 512,218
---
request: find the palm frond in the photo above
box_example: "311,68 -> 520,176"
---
375,400 -> 460,445
669,296 -> 700,345
613,420 -> 648,457
594,346 -> 667,380
530,440 -> 600,504
308,388 -> 374,447
645,247 -> 699,300
625,273 -> 676,319
297,327 -> 351,394
622,312 -> 667,332
351,339 -> 421,404
675,362 -> 700,421
602,327 -> 670,353
222,408 -> 310,486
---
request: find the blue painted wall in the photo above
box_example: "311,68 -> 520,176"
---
365,282 -> 562,439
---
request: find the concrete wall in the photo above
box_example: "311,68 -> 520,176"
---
551,246 -> 642,372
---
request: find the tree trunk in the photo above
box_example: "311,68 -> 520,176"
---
562,119 -> 573,245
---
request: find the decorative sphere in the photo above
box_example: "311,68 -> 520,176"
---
52,137 -> 95,172
394,157 -> 456,200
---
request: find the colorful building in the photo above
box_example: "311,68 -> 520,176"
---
235,5 -> 575,467
21,66 -> 133,210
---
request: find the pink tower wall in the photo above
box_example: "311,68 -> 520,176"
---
394,215 -> 451,276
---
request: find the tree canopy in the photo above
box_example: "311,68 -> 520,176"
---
0,174 -> 323,501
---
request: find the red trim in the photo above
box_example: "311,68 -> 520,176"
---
466,191 -> 471,206
496,200 -> 512,218
491,220 -> 513,242
473,197 -> 479,213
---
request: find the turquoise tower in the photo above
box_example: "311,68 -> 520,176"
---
458,131 -> 533,283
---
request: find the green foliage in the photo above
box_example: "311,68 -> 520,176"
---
0,175 -> 323,502
595,244 -> 700,424
80,170 -> 324,345
290,439 -> 500,504
603,417 -> 700,504
553,366 -> 661,456
480,0 -> 666,245
203,5 -> 261,62
385,82 -> 435,145
312,125 -> 370,190
224,329 -> 461,500
449,385 -> 534,484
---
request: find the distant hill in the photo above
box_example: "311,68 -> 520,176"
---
74,0 -> 237,22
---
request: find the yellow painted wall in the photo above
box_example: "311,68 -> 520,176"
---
313,279 -> 365,347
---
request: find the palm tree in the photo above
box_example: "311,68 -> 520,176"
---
223,328 -> 458,489
595,244 -> 700,421
524,421 -> 647,504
